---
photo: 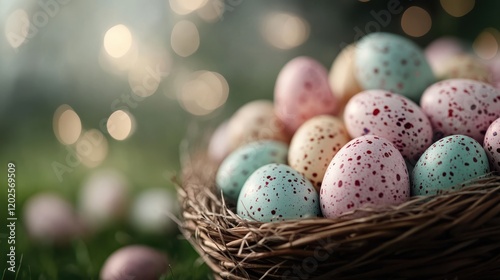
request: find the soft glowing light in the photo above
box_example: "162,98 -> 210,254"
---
262,12 -> 310,50
197,0 -> 224,22
401,7 -> 432,37
178,71 -> 229,116
128,49 -> 171,97
76,129 -> 108,168
53,105 -> 82,145
107,110 -> 134,141
473,28 -> 499,60
4,9 -> 29,49
171,20 -> 200,57
440,0 -> 475,17
99,43 -> 139,73
104,24 -> 133,58
169,0 -> 208,15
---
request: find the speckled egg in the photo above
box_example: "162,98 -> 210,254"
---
412,135 -> 490,196
489,57 -> 500,89
424,37 -> 465,76
355,32 -> 435,102
436,54 -> 491,83
420,79 -> 500,143
329,44 -> 363,111
208,120 -> 230,163
484,118 -> 500,172
344,90 -> 433,161
227,100 -> 289,151
288,115 -> 350,191
216,141 -> 288,202
237,163 -> 321,222
275,56 -> 339,135
320,135 -> 410,219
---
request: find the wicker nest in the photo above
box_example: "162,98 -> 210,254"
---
178,149 -> 500,279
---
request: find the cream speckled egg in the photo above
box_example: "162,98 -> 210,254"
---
329,44 -> 363,111
288,115 -> 350,191
320,135 -> 410,218
436,54 -> 491,83
484,118 -> 500,172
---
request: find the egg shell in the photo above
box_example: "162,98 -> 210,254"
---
329,44 -> 363,112
100,245 -> 169,280
355,32 -> 435,102
484,118 -> 500,172
488,57 -> 500,89
320,135 -> 410,219
129,188 -> 178,234
344,90 -> 433,161
216,141 -> 288,202
424,37 -> 465,75
227,100 -> 289,151
288,115 -> 350,191
436,54 -> 491,83
420,79 -> 500,143
274,56 -> 339,135
208,120 -> 230,163
412,135 -> 489,196
237,163 -> 321,222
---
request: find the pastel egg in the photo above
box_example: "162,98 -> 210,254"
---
329,44 -> 363,111
424,37 -> 466,76
488,57 -> 500,89
436,54 -> 491,83
227,100 -> 289,151
100,245 -> 169,280
412,135 -> 489,196
216,141 -> 288,202
484,118 -> 500,172
274,56 -> 339,135
344,90 -> 433,161
237,163 -> 321,222
320,135 -> 410,218
420,79 -> 500,143
355,32 -> 435,102
208,120 -> 230,163
288,115 -> 350,191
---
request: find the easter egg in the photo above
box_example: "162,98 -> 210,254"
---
100,245 -> 169,280
412,135 -> 489,196
355,32 -> 435,102
344,90 -> 433,161
130,188 -> 178,234
420,79 -> 500,143
288,115 -> 350,191
274,56 -> 339,134
237,163 -> 321,222
227,100 -> 289,151
320,135 -> 410,218
424,37 -> 465,76
484,118 -> 500,172
216,141 -> 288,202
436,54 -> 491,83
329,44 -> 363,111
208,120 -> 230,163
488,57 -> 500,89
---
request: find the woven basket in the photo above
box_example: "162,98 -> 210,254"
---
177,130 -> 500,279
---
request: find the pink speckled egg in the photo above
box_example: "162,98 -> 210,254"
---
227,100 -> 289,151
275,56 -> 339,135
320,135 -> 409,218
208,120 -> 230,163
288,115 -> 350,191
436,54 -> 491,83
484,118 -> 500,172
344,90 -> 433,161
424,37 -> 465,75
420,79 -> 500,143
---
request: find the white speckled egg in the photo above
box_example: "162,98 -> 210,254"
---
227,100 -> 289,151
412,135 -> 490,196
216,141 -> 288,202
436,54 -> 491,83
275,56 -> 339,135
288,115 -> 350,191
329,44 -> 363,111
320,135 -> 409,218
237,164 -> 321,222
484,118 -> 500,172
420,79 -> 500,143
355,32 -> 435,101
424,37 -> 465,76
344,90 -> 433,161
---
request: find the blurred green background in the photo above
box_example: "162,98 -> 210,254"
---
0,0 -> 499,279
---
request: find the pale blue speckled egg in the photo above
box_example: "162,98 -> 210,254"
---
216,141 -> 288,202
355,32 -> 435,102
412,135 -> 490,196
237,164 -> 321,222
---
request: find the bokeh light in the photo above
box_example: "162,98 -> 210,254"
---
171,20 -> 200,57
169,0 -> 208,15
473,28 -> 499,60
401,6 -> 432,37
4,9 -> 30,49
440,0 -> 475,17
104,24 -> 133,58
128,49 -> 171,97
76,129 -> 108,168
261,12 -> 310,50
197,0 -> 224,22
107,110 -> 135,141
178,70 -> 229,115
99,42 -> 139,73
53,105 -> 82,145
